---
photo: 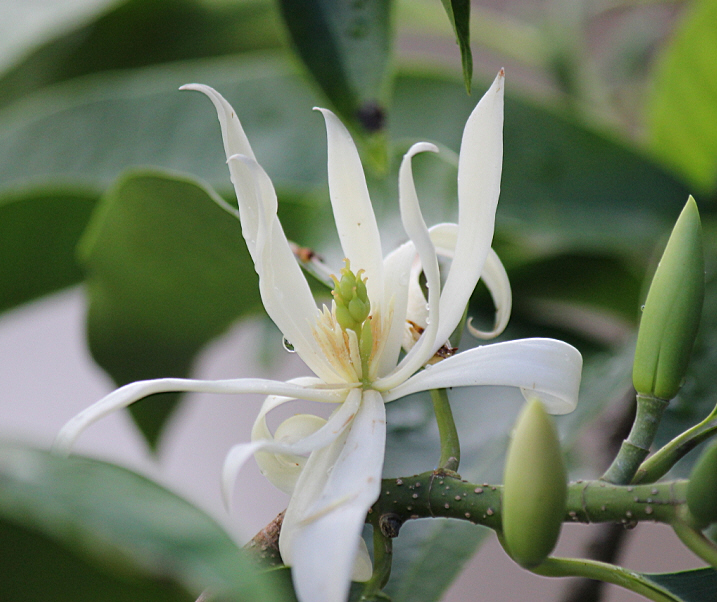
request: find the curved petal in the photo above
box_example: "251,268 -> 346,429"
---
374,143 -> 441,391
316,108 -> 384,304
253,413 -> 327,495
226,156 -> 339,383
222,388 -> 361,508
384,338 -> 582,415
180,84 -> 256,160
466,248 -> 511,339
53,377 -> 348,455
432,70 -> 505,353
281,389 -> 386,602
429,223 -> 512,340
377,239 -> 415,376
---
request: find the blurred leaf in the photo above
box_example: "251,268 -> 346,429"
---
384,519 -> 487,602
78,169 -> 263,448
0,55 -> 690,256
0,0 -> 116,74
277,0 -> 393,133
0,55 -> 327,195
0,185 -> 98,314
0,441 -> 290,601
647,0 -> 717,195
439,0 -> 472,94
391,74 -> 692,255
644,568 -> 717,602
0,0 -> 283,110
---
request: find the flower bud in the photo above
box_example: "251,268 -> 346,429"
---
502,399 -> 567,569
686,441 -> 717,528
633,197 -> 704,401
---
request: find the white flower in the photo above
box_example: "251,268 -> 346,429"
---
55,71 -> 582,602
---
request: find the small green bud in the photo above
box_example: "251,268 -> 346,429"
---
687,441 -> 717,528
332,260 -> 371,335
633,197 -> 704,401
502,399 -> 567,569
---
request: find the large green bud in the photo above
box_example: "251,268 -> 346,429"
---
633,197 -> 704,401
686,441 -> 717,528
502,399 -> 568,569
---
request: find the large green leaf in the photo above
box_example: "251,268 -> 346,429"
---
0,55 -> 327,195
384,519 -> 487,602
78,170 -> 263,448
0,54 -> 690,251
439,0 -> 472,93
644,568 -> 717,602
647,0 -> 717,195
0,0 -> 283,110
0,185 -> 98,313
0,0 -> 116,74
0,441 -> 290,601
277,0 -> 393,133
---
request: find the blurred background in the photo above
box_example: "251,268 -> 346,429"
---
1,0 -> 716,600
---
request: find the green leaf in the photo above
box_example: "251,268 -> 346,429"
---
0,55 -> 689,254
439,0 -> 472,93
0,0 -> 117,74
0,185 -> 98,313
0,55 -> 327,195
277,0 -> 393,133
0,441 -> 290,601
391,72 -> 692,255
78,169 -> 263,448
644,568 -> 717,602
0,0 -> 283,110
647,0 -> 717,194
384,520 -> 487,602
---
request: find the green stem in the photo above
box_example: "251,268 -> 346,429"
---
633,407 -> 717,484
430,388 -> 461,472
531,557 -> 681,602
371,472 -> 687,532
362,513 -> 393,598
673,521 -> 717,568
602,394 -> 669,484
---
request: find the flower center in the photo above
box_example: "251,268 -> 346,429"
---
331,260 -> 373,383
313,260 -> 382,386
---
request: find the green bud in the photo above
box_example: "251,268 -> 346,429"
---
502,399 -> 567,569
687,441 -> 717,528
331,260 -> 371,335
335,303 -> 358,332
633,197 -> 704,401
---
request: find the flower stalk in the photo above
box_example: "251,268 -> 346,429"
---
430,388 -> 461,473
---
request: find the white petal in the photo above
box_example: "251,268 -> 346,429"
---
316,108 -> 384,304
180,84 -> 256,160
53,377 -> 347,455
466,248 -> 511,339
222,388 -> 360,508
253,413 -> 327,495
184,86 -> 340,382
373,143 -> 442,391
429,223 -> 512,340
433,70 -> 505,352
226,155 -> 340,383
377,239 -> 415,376
384,338 -> 582,415
281,389 -> 386,602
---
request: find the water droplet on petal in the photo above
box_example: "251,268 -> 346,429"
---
282,337 -> 296,353
425,317 -> 431,324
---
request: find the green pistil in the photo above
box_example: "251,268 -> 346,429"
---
331,260 -> 373,382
